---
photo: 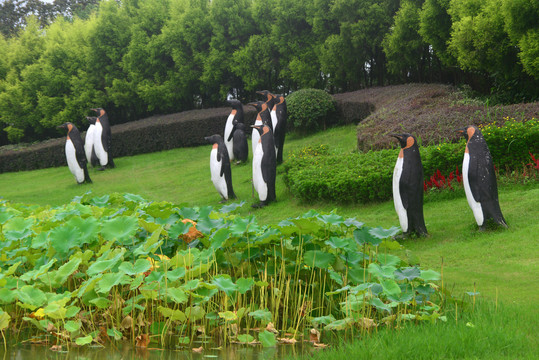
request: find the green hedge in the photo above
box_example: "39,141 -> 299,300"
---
283,119 -> 538,203
286,89 -> 337,133
0,107 -> 256,173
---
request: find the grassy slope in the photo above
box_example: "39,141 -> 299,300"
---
1,124 -> 537,306
1,124 -> 538,358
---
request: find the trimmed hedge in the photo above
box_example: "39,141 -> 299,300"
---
283,119 -> 538,204
0,107 -> 256,173
287,89 -> 337,133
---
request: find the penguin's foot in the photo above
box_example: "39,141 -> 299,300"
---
98,166 -> 106,171
251,202 -> 267,209
219,199 -> 228,204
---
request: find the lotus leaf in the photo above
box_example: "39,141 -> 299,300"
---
304,250 -> 336,269
259,330 -> 277,347
212,276 -> 238,296
101,216 -> 138,245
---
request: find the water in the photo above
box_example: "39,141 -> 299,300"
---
0,341 -> 315,360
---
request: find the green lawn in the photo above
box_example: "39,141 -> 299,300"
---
1,124 -> 538,358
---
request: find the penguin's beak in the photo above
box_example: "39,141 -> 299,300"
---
255,91 -> 264,95
455,127 -> 466,135
246,102 -> 256,108
389,133 -> 402,140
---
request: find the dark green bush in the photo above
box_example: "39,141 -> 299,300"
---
480,117 -> 539,170
286,89 -> 337,133
0,107 -> 257,173
284,119 -> 537,203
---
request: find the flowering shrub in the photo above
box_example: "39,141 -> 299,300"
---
424,167 -> 463,192
480,117 -> 539,170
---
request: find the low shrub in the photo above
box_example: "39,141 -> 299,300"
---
480,117 -> 539,170
283,146 -> 396,203
284,119 -> 537,203
286,89 -> 337,133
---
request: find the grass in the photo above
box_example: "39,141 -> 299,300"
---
294,301 -> 539,360
1,123 -> 538,358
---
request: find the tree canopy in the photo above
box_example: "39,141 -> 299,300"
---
0,0 -> 537,145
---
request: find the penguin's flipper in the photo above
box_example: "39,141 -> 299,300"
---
261,149 -> 277,201
468,152 -> 497,203
227,123 -> 237,142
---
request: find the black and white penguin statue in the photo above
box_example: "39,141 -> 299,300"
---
390,133 -> 427,236
204,134 -> 236,202
256,90 -> 277,131
457,125 -> 507,229
247,101 -> 272,156
251,124 -> 276,208
227,119 -> 248,163
58,122 -> 92,184
224,99 -> 244,161
91,108 -> 115,170
85,116 -> 99,167
273,94 -> 288,164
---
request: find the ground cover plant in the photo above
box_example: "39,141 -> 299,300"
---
0,192 -> 446,351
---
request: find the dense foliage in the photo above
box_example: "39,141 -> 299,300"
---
285,119 -> 538,203
0,193 -> 445,348
0,0 -> 537,145
286,89 -> 337,133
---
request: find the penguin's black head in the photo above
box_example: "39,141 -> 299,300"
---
86,116 -> 97,125
251,124 -> 264,135
247,101 -> 263,112
227,99 -> 242,110
204,134 -> 222,145
456,125 -> 477,141
390,133 -> 416,149
57,122 -> 74,133
256,90 -> 275,100
91,108 -> 106,117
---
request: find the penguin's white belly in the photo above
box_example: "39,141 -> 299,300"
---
270,110 -> 279,156
393,157 -> 408,232
252,143 -> 267,201
94,123 -> 108,166
224,114 -> 234,160
210,149 -> 229,199
252,119 -> 262,155
270,110 -> 278,131
463,153 -> 484,226
65,140 -> 84,183
84,125 -> 96,163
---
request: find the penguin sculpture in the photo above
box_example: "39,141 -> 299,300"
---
84,116 -> 99,167
251,124 -> 276,208
224,99 -> 244,161
58,122 -> 92,184
247,101 -> 272,156
457,125 -> 507,229
204,134 -> 236,202
390,133 -> 427,237
273,94 -> 288,164
256,90 -> 277,131
227,119 -> 248,163
91,108 -> 115,170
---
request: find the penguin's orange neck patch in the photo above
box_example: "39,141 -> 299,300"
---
231,109 -> 237,116
272,105 -> 277,111
467,127 -> 475,139
277,97 -> 284,105
260,126 -> 270,138
465,127 -> 475,153
256,114 -> 261,121
398,149 -> 404,158
212,144 -> 218,149
261,103 -> 267,111
67,136 -> 70,141
398,137 -> 414,158
67,124 -> 73,132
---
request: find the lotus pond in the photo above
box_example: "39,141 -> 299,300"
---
0,192 -> 446,357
